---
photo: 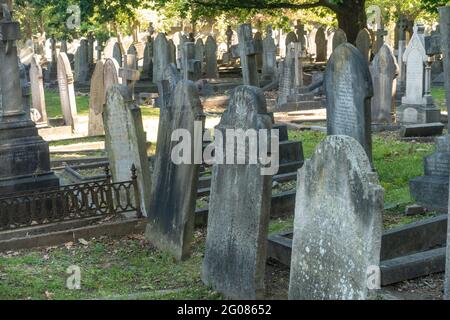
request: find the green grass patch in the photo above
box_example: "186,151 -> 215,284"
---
432,87 -> 447,111
45,90 -> 89,118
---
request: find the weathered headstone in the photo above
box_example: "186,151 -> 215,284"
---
113,42 -> 123,66
370,44 -> 399,124
395,15 -> 409,105
46,36 -> 57,81
367,5 -> 387,54
325,43 -> 373,161
285,31 -> 298,54
205,35 -> 218,79
119,54 -> 140,99
262,25 -> 277,80
142,38 -> 153,80
397,25 -> 440,124
153,33 -> 171,83
168,39 -> 177,64
74,39 -> 89,83
332,29 -> 347,50
237,23 -> 261,86
289,135 -> 383,300
202,85 -> 272,299
254,31 -> 263,71
145,80 -> 204,261
315,27 -> 327,62
29,55 -> 48,125
295,20 -> 307,53
181,42 -> 201,81
356,28 -> 372,63
104,84 -> 151,216
57,52 -> 79,132
87,33 -> 95,66
194,38 -> 204,73
88,60 -> 105,136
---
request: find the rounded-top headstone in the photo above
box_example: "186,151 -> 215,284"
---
332,28 -> 347,50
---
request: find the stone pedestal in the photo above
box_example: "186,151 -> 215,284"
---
410,135 -> 450,212
396,103 -> 441,124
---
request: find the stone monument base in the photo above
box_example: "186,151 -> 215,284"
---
396,103 -> 441,124
409,135 -> 450,212
0,172 -> 60,195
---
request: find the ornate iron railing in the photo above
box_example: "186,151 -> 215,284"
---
0,165 -> 142,231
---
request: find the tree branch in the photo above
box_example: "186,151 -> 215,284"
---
191,0 -> 328,11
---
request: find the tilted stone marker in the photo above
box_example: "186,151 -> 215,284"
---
356,28 -> 372,63
315,27 -> 327,62
289,135 -> 383,300
237,23 -> 262,86
57,52 -> 79,132
262,25 -> 277,81
145,80 -> 204,261
202,85 -> 273,299
332,28 -> 347,50
153,33 -> 171,83
104,84 -> 151,216
325,43 -> 373,161
29,54 -> 48,125
88,60 -> 105,136
370,44 -> 399,124
205,35 -> 218,79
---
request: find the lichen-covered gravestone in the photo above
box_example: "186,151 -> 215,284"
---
145,80 -> 204,261
370,44 -> 399,124
57,52 -> 79,132
315,27 -> 327,62
202,85 -> 273,300
88,60 -> 105,136
289,135 -> 384,300
104,84 -> 151,216
29,54 -> 48,125
205,35 -> 218,78
356,28 -> 372,63
325,43 -> 373,162
332,28 -> 347,51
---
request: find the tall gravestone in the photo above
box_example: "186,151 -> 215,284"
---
315,27 -> 327,62
396,14 -> 409,105
325,43 -> 373,162
145,80 -> 204,261
88,60 -> 105,136
29,54 -> 48,125
168,39 -> 177,65
367,4 -> 387,55
289,135 -> 383,300
396,25 -> 440,124
181,42 -> 201,81
262,25 -> 277,81
153,33 -> 171,83
237,23 -> 261,86
194,38 -> 205,73
0,2 -> 59,194
254,31 -> 263,71
202,85 -> 272,300
104,84 -> 151,216
113,42 -> 123,67
285,31 -> 298,55
370,44 -> 399,124
332,28 -> 347,50
356,28 -> 372,63
47,36 -> 57,81
142,37 -> 153,80
205,35 -> 218,79
87,33 -> 95,67
75,39 -> 89,83
57,52 -> 79,132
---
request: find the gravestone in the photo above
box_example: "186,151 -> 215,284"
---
168,39 -> 177,65
285,31 -> 298,54
74,39 -> 89,83
396,25 -> 440,124
57,52 -> 79,132
60,40 -> 67,53
88,60 -> 105,136
367,5 -> 387,54
205,36 -> 218,79
445,11 -> 450,299
153,33 -> 171,83
370,44 -> 399,124
396,15 -> 409,105
237,23 -> 261,86
0,2 -> 59,194
142,38 -> 153,80
356,28 -> 372,63
87,33 -> 95,67
289,135 -> 383,300
113,42 -> 123,66
295,20 -> 307,53
315,27 -> 327,62
262,25 -> 277,80
202,85 -> 272,300
332,29 -> 347,50
104,84 -> 151,216
181,42 -> 201,81
194,38 -> 204,73
29,55 -> 48,125
156,63 -> 179,109
47,36 -> 57,81
145,80 -> 204,261
119,54 -> 140,99
254,31 -> 263,71
127,43 -> 137,57
410,7 -> 450,215
325,43 -> 373,161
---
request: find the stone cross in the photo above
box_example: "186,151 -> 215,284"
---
237,23 -> 262,86
295,20 -> 307,51
181,42 -> 201,81
119,54 -> 140,98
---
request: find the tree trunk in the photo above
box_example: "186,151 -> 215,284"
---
334,0 -> 367,44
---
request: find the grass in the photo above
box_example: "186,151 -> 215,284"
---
431,87 -> 446,111
45,91 -> 89,118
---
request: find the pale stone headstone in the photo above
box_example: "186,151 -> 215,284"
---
104,84 -> 152,216
237,23 -> 261,86
332,28 -> 347,50
205,35 -> 218,79
315,27 -> 327,62
325,43 -> 373,161
88,60 -> 105,136
262,25 -> 277,80
370,44 -> 399,124
57,52 -> 79,132
289,135 -> 383,300
202,85 -> 272,300
356,28 -> 372,63
74,39 -> 89,83
194,38 -> 205,73
367,4 -> 387,54
153,33 -> 171,83
145,80 -> 204,261
103,58 -> 122,103
29,55 -> 48,125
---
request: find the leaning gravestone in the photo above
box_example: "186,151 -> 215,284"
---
289,135 -> 383,300
57,52 -> 79,132
370,44 -> 399,124
153,33 -> 171,83
145,80 -> 204,261
29,54 -> 48,125
356,28 -> 372,63
205,35 -> 218,78
88,60 -> 105,136
315,27 -> 327,62
104,84 -> 152,216
202,85 -> 273,300
325,43 -> 373,162
332,28 -> 347,50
